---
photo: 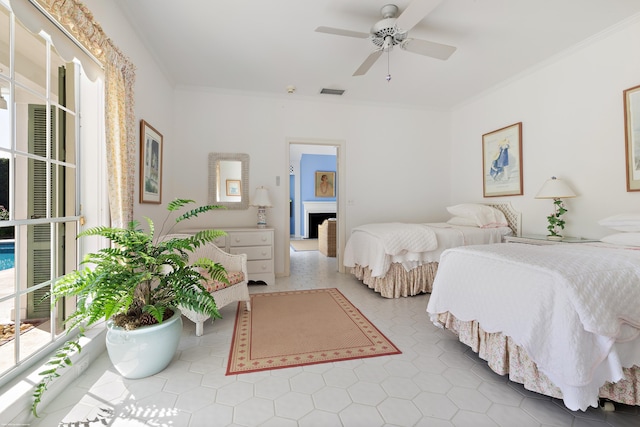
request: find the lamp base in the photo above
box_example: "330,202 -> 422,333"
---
546,235 -> 563,241
257,207 -> 267,229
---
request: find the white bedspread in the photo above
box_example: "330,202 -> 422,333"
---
343,223 -> 511,277
426,243 -> 640,411
351,223 -> 438,255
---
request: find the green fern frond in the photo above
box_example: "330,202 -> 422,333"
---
143,304 -> 166,323
167,198 -> 195,211
175,204 -> 225,223
32,335 -> 83,417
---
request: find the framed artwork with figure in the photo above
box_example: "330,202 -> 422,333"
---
140,120 -> 163,204
624,84 -> 640,191
482,122 -> 523,197
315,171 -> 335,197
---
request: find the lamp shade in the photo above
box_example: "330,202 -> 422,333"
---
535,176 -> 576,199
251,186 -> 272,207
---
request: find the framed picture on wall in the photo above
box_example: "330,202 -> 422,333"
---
482,122 -> 523,197
624,84 -> 640,191
226,179 -> 241,196
315,171 -> 335,197
139,120 -> 163,204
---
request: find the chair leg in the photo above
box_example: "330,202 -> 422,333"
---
195,321 -> 204,337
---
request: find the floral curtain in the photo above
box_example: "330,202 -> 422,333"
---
33,0 -> 136,227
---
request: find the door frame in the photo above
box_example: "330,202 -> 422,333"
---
284,137 -> 346,275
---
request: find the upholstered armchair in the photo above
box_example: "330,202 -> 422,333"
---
162,234 -> 251,336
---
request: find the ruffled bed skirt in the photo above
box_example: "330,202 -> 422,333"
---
435,312 -> 640,406
350,262 -> 438,298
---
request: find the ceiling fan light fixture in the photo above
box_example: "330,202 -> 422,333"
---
320,88 -> 345,96
316,0 -> 457,77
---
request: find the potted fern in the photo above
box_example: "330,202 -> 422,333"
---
32,199 -> 228,416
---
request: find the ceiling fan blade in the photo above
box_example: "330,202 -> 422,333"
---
395,0 -> 443,32
315,26 -> 370,39
401,38 -> 456,60
353,50 -> 383,76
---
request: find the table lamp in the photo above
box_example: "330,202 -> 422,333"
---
535,176 -> 576,240
251,186 -> 272,228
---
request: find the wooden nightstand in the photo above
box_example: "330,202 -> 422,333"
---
503,234 -> 598,245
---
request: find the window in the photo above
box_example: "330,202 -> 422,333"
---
0,1 -> 104,385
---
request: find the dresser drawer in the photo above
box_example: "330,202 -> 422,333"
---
229,246 -> 272,260
247,260 -> 273,275
228,231 -> 272,247
212,235 -> 227,247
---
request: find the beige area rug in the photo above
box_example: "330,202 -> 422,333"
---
290,239 -> 318,251
226,288 -> 401,375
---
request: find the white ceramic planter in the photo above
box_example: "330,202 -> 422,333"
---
105,308 -> 183,379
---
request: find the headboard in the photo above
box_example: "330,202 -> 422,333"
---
486,202 -> 522,237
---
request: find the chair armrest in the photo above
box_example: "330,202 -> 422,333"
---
161,233 -> 248,278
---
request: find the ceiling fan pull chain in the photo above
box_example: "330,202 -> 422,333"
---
386,48 -> 392,82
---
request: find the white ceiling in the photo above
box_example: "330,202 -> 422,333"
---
113,0 -> 640,109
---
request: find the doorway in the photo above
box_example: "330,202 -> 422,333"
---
285,139 -> 346,276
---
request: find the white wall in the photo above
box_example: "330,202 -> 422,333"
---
82,4 -> 640,273
170,89 -> 452,275
451,16 -> 640,239
82,4 -> 454,278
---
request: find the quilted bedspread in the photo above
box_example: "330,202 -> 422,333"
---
427,243 -> 640,411
351,223 -> 438,255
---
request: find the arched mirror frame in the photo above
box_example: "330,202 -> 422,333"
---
208,152 -> 250,210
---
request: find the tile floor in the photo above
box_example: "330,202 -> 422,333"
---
32,249 -> 640,426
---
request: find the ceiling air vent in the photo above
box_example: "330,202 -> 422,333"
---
320,88 -> 345,96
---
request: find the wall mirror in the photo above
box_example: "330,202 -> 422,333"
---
208,152 -> 250,209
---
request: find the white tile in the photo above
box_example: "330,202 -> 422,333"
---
339,402 -> 385,426
377,397 -> 422,426
289,371 -> 325,394
26,250 -> 640,426
215,381 -> 254,406
274,391 -> 314,419
233,396 -> 275,426
312,386 -> 352,412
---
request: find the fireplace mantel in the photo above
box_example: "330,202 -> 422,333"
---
303,201 -> 336,238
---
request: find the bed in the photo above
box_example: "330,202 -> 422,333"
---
426,241 -> 640,411
343,202 -> 521,298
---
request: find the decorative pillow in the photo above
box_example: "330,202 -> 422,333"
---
598,213 -> 640,232
446,216 -> 479,227
198,268 -> 245,292
446,204 -> 508,228
600,233 -> 640,247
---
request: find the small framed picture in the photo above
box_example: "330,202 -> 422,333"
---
139,120 -> 163,204
315,171 -> 335,197
624,84 -> 640,191
482,122 -> 523,197
226,179 -> 241,196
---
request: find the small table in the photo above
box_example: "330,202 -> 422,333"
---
503,234 -> 599,245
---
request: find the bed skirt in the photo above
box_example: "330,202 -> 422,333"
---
350,262 -> 438,298
435,312 -> 640,406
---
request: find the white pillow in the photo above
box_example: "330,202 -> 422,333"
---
446,204 -> 508,228
600,232 -> 640,247
598,213 -> 640,232
446,216 -> 479,227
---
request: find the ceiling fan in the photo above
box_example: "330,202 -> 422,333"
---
316,0 -> 456,77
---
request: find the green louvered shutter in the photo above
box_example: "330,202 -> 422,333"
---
27,104 -> 55,319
